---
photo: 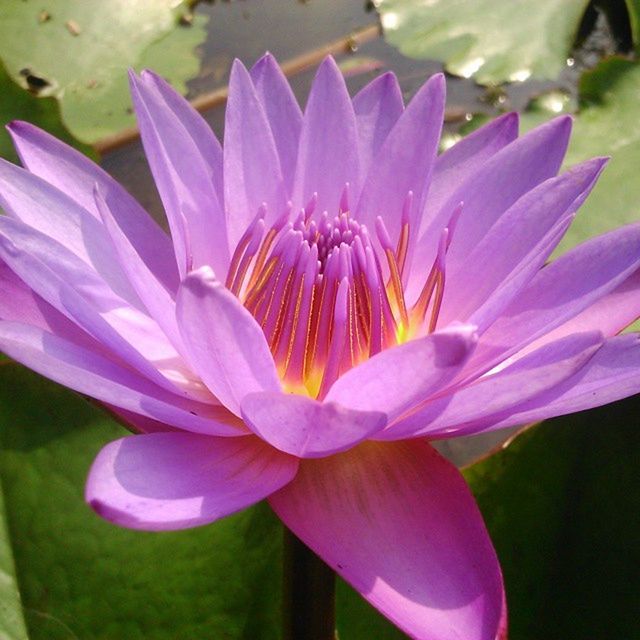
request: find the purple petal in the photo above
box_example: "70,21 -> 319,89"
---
224,60 -> 288,249
518,268 -> 640,351
270,440 -> 504,640
470,222 -> 640,375
240,392 -> 386,458
0,260 -> 96,347
87,432 -> 298,531
142,70 -> 224,201
456,333 -> 640,436
0,158 -> 142,306
355,73 -> 445,251
0,321 -> 245,436
440,158 -> 607,328
410,116 -> 572,303
0,217 -> 203,396
94,186 -> 183,353
292,57 -> 361,214
382,330 -> 603,440
250,53 -> 302,195
176,267 -> 281,415
428,112 -> 519,215
0,218 -> 184,387
325,323 -> 477,421
130,71 -> 229,278
352,72 -> 404,175
7,121 -> 178,292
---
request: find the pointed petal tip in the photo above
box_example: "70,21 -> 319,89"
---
6,119 -> 29,135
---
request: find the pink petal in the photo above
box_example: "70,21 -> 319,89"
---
250,53 -> 302,195
176,267 -> 281,415
293,57 -> 361,214
410,116 -> 571,303
240,392 -> 386,458
325,323 -> 477,421
383,330 -> 603,440
355,74 -> 445,252
0,321 -> 244,436
224,59 -> 288,249
7,121 -> 178,292
470,222 -> 640,375
130,71 -> 229,278
270,440 -> 504,640
352,72 -> 404,175
87,432 -> 298,531
460,333 -> 640,436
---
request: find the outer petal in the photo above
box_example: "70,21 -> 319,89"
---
355,74 -> 445,250
352,72 -> 404,175
0,259 -> 96,346
142,70 -> 224,200
130,71 -> 229,278
410,116 -> 571,302
240,392 -> 386,458
94,187 -> 184,354
0,217 -> 193,395
87,432 -> 298,531
7,121 -> 178,291
0,321 -> 244,436
250,53 -> 302,195
0,158 -> 141,307
325,323 -> 477,421
224,60 -> 288,248
382,331 -> 603,440
293,57 -> 361,214
440,158 -> 607,328
176,267 -> 281,415
426,112 -> 519,217
469,223 -> 640,375
270,440 -> 504,640
458,333 -> 640,436
516,268 -> 640,352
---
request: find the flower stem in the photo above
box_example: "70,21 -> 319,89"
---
282,528 -> 337,640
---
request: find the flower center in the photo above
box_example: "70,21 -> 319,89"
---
225,189 -> 454,398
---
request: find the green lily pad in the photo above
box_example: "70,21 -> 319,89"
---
0,364 -> 282,640
0,485 -> 28,640
561,57 -> 640,251
465,395 -> 640,639
0,61 -> 92,163
0,0 -> 206,145
625,0 -> 640,49
376,0 -> 590,84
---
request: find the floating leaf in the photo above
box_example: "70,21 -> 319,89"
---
0,365 -> 282,640
377,0 -> 590,84
465,395 -> 640,639
0,61 -> 92,162
0,0 -> 206,144
0,486 -> 28,640
559,57 -> 640,252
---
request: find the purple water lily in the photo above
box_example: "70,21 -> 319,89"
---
1,53 -> 639,640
